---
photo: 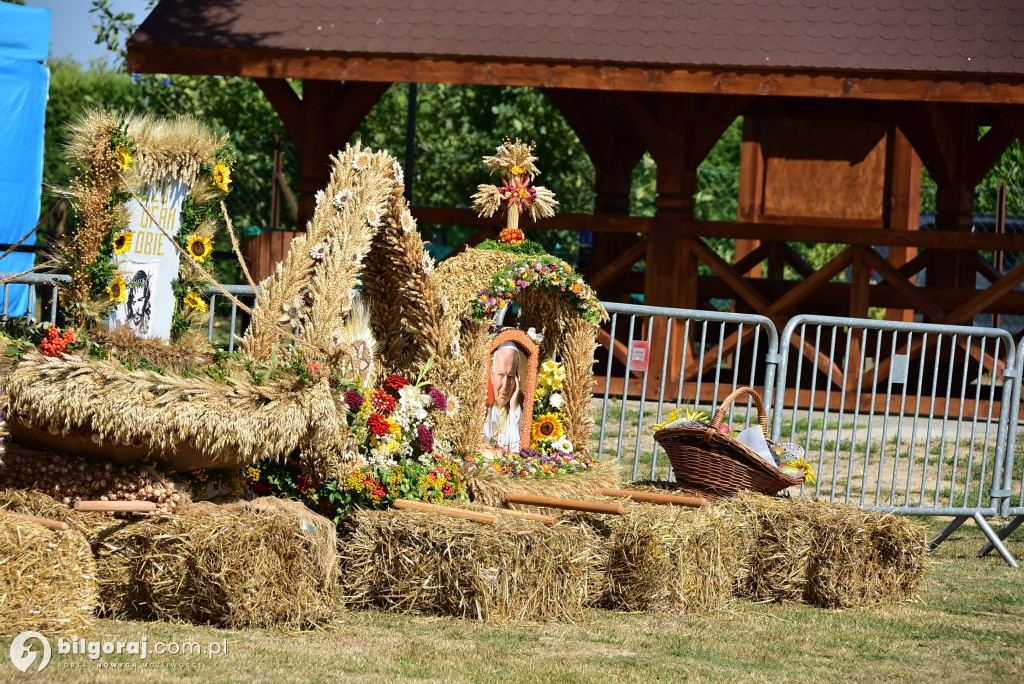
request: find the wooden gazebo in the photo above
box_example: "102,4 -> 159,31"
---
127,0 -> 1024,385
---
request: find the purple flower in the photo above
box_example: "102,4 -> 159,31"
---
344,390 -> 364,412
416,424 -> 434,452
428,387 -> 448,411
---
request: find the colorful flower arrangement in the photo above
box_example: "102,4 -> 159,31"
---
473,255 -> 603,324
343,368 -> 451,469
531,358 -> 573,455
486,447 -> 595,478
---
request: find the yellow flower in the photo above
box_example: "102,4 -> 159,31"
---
539,359 -> 565,391
115,144 -> 132,170
509,164 -> 524,175
244,466 -> 260,482
213,162 -> 232,192
781,458 -> 816,485
653,407 -> 683,431
685,408 -> 709,423
183,291 -> 207,312
187,235 -> 213,263
532,413 -> 564,443
107,276 -> 127,303
112,230 -> 133,256
58,289 -> 67,307
387,419 -> 401,435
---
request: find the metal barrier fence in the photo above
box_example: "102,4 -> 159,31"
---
4,274 -> 1022,566
771,315 -> 1019,567
596,303 -> 779,482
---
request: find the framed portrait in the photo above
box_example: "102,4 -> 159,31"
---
482,328 -> 540,454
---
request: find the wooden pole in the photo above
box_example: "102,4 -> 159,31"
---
394,499 -> 496,524
1,510 -> 69,531
473,504 -> 558,525
74,500 -> 157,513
505,493 -> 625,515
598,488 -> 708,508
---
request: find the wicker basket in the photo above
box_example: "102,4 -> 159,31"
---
654,387 -> 803,501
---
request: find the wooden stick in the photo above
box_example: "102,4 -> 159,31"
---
599,488 -> 708,508
394,499 -> 496,524
472,504 -> 558,525
74,500 -> 157,513
1,510 -> 69,531
505,493 -> 625,515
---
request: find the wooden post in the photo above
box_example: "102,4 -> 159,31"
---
885,127 -> 922,322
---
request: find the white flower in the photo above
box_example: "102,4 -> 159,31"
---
309,242 -> 329,260
392,160 -> 404,184
279,294 -> 304,328
450,336 -> 461,358
329,329 -> 345,347
422,251 -> 435,274
332,189 -> 352,210
366,206 -> 382,228
553,436 -> 574,454
353,150 -> 371,171
448,396 -> 460,415
549,392 -> 564,409
314,189 -> 325,210
350,248 -> 365,264
401,209 -> 416,234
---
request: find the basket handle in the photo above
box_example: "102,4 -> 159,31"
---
709,387 -> 768,434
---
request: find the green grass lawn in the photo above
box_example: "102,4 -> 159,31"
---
6,518 -> 1023,683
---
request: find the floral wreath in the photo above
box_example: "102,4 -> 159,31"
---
473,254 -> 602,324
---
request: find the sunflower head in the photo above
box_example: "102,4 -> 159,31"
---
112,230 -> 133,256
114,145 -> 133,170
532,412 -> 565,443
187,235 -> 213,264
107,276 -> 128,303
213,162 -> 232,192
183,291 -> 207,312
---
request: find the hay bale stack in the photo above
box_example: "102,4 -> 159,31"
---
337,507 -> 603,622
92,497 -> 337,629
571,503 -> 737,614
716,492 -> 929,608
0,513 -> 99,636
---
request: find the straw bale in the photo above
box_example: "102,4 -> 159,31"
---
714,492 -> 929,608
561,502 -> 736,614
337,506 -> 603,622
92,497 -> 338,628
0,513 -> 99,636
465,459 -> 618,509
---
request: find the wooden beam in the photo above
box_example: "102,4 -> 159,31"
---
410,206 -> 652,233
128,46 -> 1024,104
589,237 -> 648,291
965,119 -> 1016,186
859,246 -> 946,322
677,219 -> 1024,251
254,78 -> 302,143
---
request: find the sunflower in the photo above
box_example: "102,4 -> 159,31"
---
187,235 -> 213,263
780,458 -> 816,485
107,276 -> 127,303
114,144 -> 133,170
112,230 -> 133,256
183,291 -> 207,312
532,413 -> 565,443
213,162 -> 232,192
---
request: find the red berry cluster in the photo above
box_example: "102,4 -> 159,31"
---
500,227 -> 525,246
41,325 -> 75,357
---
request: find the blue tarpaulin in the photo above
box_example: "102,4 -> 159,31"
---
0,3 -> 49,316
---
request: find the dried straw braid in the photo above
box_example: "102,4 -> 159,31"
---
560,317 -> 600,449
241,143 -> 389,365
360,162 -> 450,378
64,112 -> 122,325
2,349 -> 351,467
